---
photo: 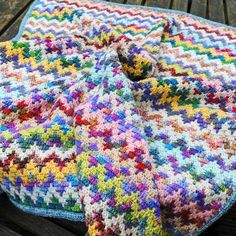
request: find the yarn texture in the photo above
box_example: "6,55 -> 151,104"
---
0,0 -> 235,235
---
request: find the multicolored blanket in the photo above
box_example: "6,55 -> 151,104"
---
0,0 -> 235,235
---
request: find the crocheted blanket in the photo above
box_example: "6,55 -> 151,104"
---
0,0 -> 235,235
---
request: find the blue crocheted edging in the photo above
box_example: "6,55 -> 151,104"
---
8,0 -> 236,235
10,198 -> 85,221
192,190 -> 236,236
4,191 -> 236,235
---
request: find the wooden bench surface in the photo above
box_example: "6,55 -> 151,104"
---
0,0 -> 236,235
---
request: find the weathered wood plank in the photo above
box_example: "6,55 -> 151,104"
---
171,0 -> 188,12
211,204 -> 236,236
126,0 -> 143,5
0,196 -> 76,236
208,0 -> 225,24
226,0 -> 236,27
145,0 -> 171,9
0,217 -> 34,235
107,0 -> 126,3
0,223 -> 21,236
0,0 -> 32,35
50,218 -> 87,235
190,0 -> 207,18
0,7 -> 29,42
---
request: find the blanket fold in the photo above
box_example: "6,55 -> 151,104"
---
0,0 -> 235,235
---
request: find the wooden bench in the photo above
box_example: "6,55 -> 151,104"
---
0,1 -> 235,235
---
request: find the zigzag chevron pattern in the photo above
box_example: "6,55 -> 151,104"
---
0,0 -> 235,235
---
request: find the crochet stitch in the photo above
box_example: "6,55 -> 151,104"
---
0,0 -> 235,235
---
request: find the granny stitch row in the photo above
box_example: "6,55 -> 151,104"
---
0,0 -> 235,235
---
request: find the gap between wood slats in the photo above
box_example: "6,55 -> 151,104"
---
223,0 -> 229,24
0,0 -> 34,37
0,0 -> 30,32
0,7 -> 29,42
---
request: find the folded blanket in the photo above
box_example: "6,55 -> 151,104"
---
0,0 -> 235,235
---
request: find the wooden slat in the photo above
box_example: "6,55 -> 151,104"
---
0,217 -> 34,235
226,0 -> 236,27
126,0 -> 143,5
208,0 -> 225,24
50,218 -> 87,235
171,0 -> 188,12
0,224 -> 21,236
107,0 -> 126,3
145,0 -> 171,9
0,0 -> 32,35
0,196 -> 76,236
212,204 -> 236,236
0,7 -> 29,42
190,0 -> 207,18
